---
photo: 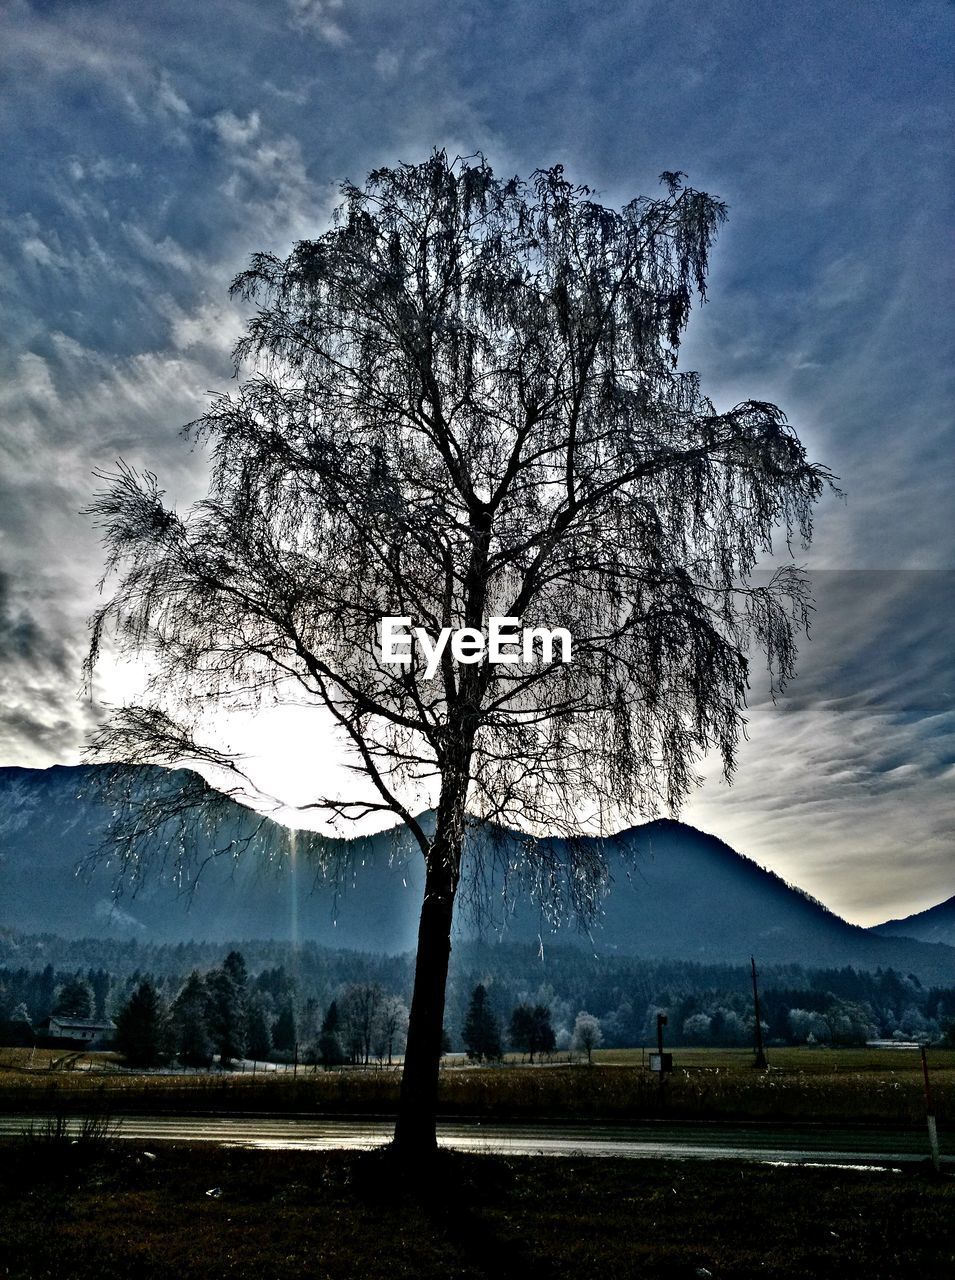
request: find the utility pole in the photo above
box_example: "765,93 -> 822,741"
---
920,1044 -> 941,1173
751,955 -> 767,1069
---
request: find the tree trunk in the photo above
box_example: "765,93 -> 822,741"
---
392,819 -> 461,1159
393,519 -> 485,1160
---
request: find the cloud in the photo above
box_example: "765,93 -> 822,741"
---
685,572 -> 955,923
0,569 -> 98,767
0,0 -> 951,928
286,0 -> 349,45
0,573 -> 71,676
156,71 -> 191,121
0,1 -> 140,81
374,50 -> 400,80
21,236 -> 65,270
0,703 -> 87,763
212,109 -> 261,149
166,296 -> 248,358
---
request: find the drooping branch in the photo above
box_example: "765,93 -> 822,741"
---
85,149 -> 834,913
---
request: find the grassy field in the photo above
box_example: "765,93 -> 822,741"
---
3,1050 -> 952,1277
1,1045 -> 952,1128
598,1046 -> 955,1072
1,1137 -> 952,1279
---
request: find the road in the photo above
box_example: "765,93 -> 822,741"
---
1,1114 -> 949,1168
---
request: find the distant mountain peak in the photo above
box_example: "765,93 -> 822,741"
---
1,762 -> 953,980
872,894 -> 955,948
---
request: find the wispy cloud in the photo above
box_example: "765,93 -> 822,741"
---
0,0 -> 951,924
286,0 -> 349,46
686,572 -> 955,923
0,572 -> 71,677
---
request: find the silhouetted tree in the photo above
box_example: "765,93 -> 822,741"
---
510,1004 -> 533,1058
317,999 -> 346,1066
377,994 -> 410,1065
509,1002 -> 555,1062
223,950 -> 249,991
88,969 -> 112,1019
205,967 -> 246,1066
2,1002 -> 34,1047
246,993 -> 273,1060
531,1004 -> 556,1060
170,970 -> 213,1067
86,151 -> 832,1157
462,983 -> 502,1062
36,965 -> 56,1020
52,978 -> 93,1019
340,983 -> 384,1065
114,979 -> 168,1067
272,1001 -> 297,1055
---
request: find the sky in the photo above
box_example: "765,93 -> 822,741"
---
0,0 -> 952,925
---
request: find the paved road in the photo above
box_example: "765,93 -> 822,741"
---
1,1114 -> 948,1169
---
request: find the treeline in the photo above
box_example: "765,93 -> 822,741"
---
0,948 -> 414,1069
1,932 -> 954,1053
446,942 -> 955,1049
107,951 -> 412,1068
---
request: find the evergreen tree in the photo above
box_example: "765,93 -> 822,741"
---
36,964 -> 56,1020
170,970 -> 213,1067
298,995 -> 322,1051
317,1000 -> 346,1066
530,1004 -> 556,1059
88,968 -> 112,1019
246,993 -> 273,1060
223,950 -> 249,992
509,1003 -> 536,1060
114,979 -> 168,1067
3,1002 -> 34,1047
462,984 -> 502,1062
272,1001 -> 297,1054
52,977 -> 93,1019
205,967 -> 246,1065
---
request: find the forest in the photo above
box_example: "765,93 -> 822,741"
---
2,931 -> 953,1063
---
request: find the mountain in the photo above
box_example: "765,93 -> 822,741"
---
1,763 -> 954,980
871,896 -> 955,948
0,763 -> 424,954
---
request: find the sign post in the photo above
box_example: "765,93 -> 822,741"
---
650,1013 -> 672,1100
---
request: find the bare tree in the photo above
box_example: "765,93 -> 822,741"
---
377,994 -> 410,1066
339,982 -> 384,1065
571,1011 -> 603,1064
85,150 -> 833,1159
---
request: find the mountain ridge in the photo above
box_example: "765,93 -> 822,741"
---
1,763 -> 953,981
871,895 -> 955,948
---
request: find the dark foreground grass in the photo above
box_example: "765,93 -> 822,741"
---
1,1139 -> 952,1280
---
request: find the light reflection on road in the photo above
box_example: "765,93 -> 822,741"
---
1,1114 -> 947,1169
